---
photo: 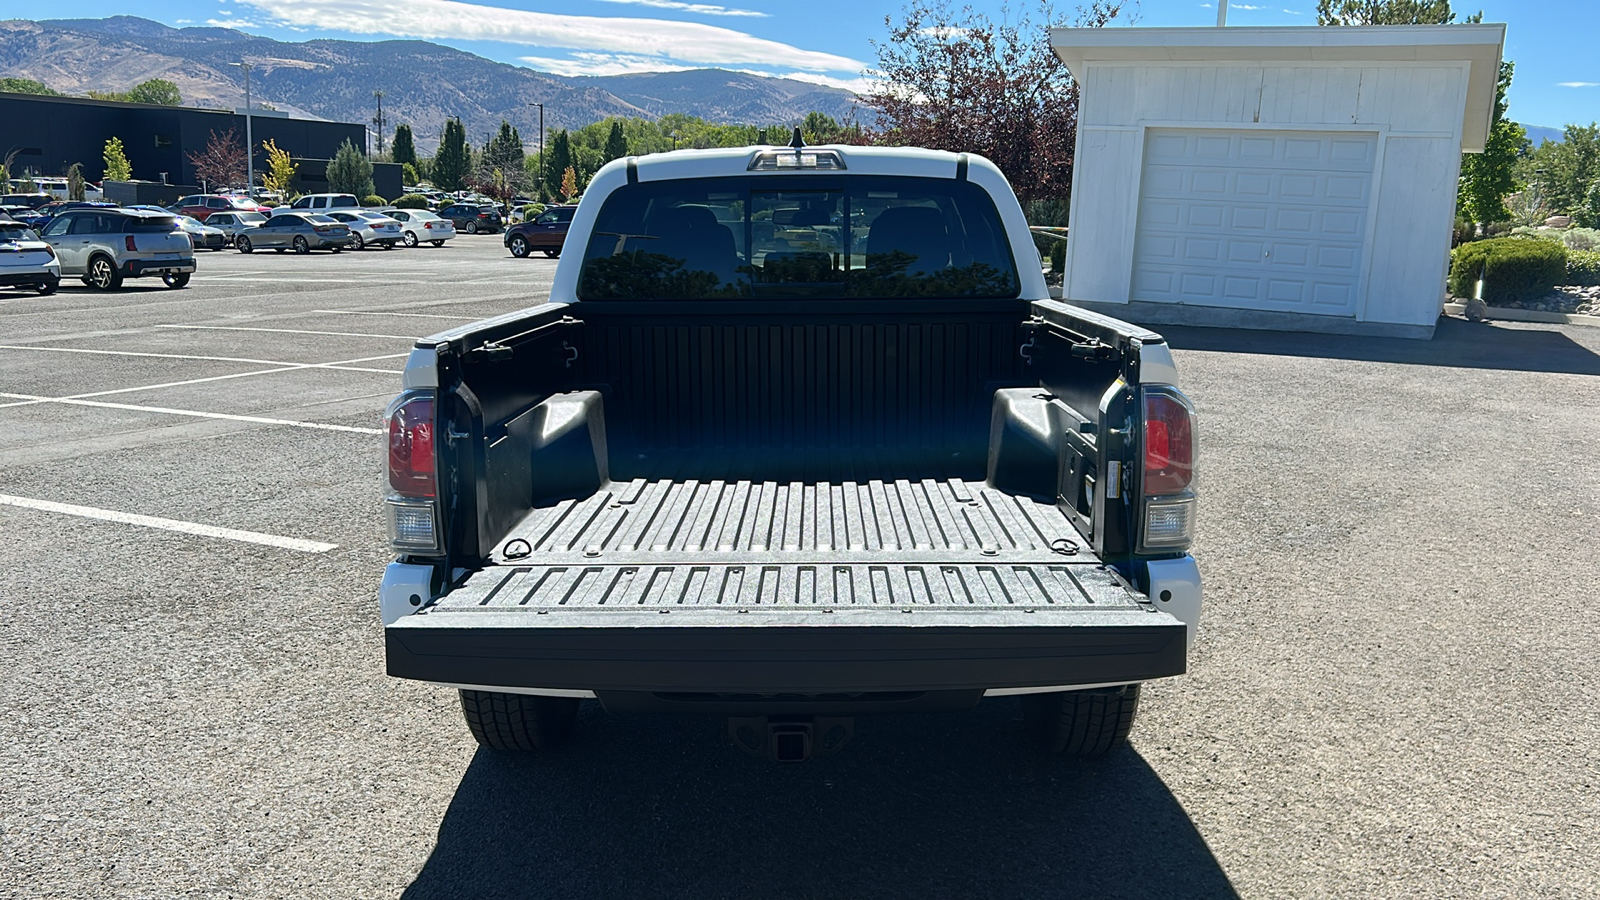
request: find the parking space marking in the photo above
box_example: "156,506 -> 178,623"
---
314,309 -> 483,320
0,494 -> 339,553
0,343 -> 404,370
0,392 -> 385,434
156,324 -> 418,340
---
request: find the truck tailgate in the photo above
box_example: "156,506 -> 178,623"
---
387,479 -> 1187,693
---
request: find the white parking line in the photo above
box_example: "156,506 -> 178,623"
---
156,324 -> 418,340
0,392 -> 385,434
0,343 -> 404,370
316,309 -> 479,321
0,494 -> 339,553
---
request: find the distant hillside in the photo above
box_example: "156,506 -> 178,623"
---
0,16 -> 868,153
1521,124 -> 1564,146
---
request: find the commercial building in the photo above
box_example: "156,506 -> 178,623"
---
0,91 -> 397,199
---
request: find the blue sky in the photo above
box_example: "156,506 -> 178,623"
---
42,0 -> 1600,128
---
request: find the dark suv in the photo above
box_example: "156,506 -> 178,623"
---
439,203 -> 503,235
503,205 -> 576,258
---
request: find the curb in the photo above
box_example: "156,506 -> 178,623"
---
1442,302 -> 1600,328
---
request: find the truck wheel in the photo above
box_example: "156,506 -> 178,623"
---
459,690 -> 579,751
1022,684 -> 1141,757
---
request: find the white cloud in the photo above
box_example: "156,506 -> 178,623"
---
519,53 -> 699,77
1559,81 -> 1599,88
234,0 -> 862,72
770,70 -> 876,94
588,0 -> 766,17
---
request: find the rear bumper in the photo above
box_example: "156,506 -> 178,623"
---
386,605 -> 1187,696
123,258 -> 196,277
0,268 -> 58,287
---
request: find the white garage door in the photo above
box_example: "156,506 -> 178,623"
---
1131,129 -> 1377,316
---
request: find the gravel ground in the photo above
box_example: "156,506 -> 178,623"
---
1,239 -> 1597,899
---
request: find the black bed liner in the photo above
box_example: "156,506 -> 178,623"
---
386,478 -> 1187,694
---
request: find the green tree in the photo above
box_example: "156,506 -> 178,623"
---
433,118 -> 469,191
66,163 -> 86,201
103,137 -> 132,182
1457,62 -> 1527,225
0,77 -> 60,95
124,78 -> 183,106
544,130 -> 573,201
1576,182 -> 1600,229
483,121 -> 524,173
603,120 -> 629,162
392,124 -> 417,168
1315,0 -> 1480,24
1533,124 -> 1600,215
402,161 -> 420,185
326,139 -> 375,197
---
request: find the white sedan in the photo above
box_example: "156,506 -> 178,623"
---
387,209 -> 457,247
326,210 -> 404,250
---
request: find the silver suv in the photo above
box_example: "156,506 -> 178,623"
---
39,208 -> 195,290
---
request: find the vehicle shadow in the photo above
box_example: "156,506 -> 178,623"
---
401,699 -> 1237,900
1156,316 -> 1600,376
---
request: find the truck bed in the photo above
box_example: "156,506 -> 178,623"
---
387,478 -> 1187,697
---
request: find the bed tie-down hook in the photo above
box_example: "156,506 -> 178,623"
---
1018,334 -> 1037,364
562,341 -> 579,368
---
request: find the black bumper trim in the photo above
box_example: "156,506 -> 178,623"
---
0,271 -> 57,287
386,614 -> 1186,694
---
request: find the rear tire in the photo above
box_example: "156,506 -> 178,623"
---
542,249 -> 559,259
86,255 -> 122,291
237,236 -> 253,253
459,690 -> 579,751
293,236 -> 310,254
1022,684 -> 1141,757
161,272 -> 191,289
37,276 -> 58,295
430,240 -> 445,247
351,232 -> 365,250
464,220 -> 479,234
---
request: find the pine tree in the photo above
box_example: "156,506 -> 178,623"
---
604,121 -> 629,163
326,139 -> 375,198
484,121 -> 524,172
392,124 -> 417,168
544,130 -> 573,199
434,118 -> 469,191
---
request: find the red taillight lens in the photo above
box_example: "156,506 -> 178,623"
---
388,397 -> 436,498
424,222 -> 433,229
44,245 -> 56,259
125,235 -> 137,251
1143,391 -> 1194,495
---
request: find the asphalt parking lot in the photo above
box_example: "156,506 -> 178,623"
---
1,236 -> 1597,899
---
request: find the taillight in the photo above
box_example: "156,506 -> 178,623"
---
385,393 -> 440,554
388,396 -> 435,497
125,235 -> 137,251
44,245 -> 55,259
1139,388 -> 1197,552
424,222 -> 433,229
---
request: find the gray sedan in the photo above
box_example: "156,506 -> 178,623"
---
205,211 -> 267,247
235,212 -> 353,254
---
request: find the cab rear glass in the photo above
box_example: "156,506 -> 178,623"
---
576,175 -> 1019,301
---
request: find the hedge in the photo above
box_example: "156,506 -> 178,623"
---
1568,249 -> 1600,286
1448,237 -> 1567,306
361,194 -> 387,207
1050,240 -> 1065,273
393,193 -> 429,209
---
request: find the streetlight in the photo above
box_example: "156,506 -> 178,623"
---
528,102 -> 544,201
233,62 -> 254,196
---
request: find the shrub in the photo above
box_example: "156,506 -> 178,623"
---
1050,240 -> 1066,273
393,193 -> 429,209
1448,237 -> 1568,305
361,194 -> 387,207
1568,249 -> 1600,286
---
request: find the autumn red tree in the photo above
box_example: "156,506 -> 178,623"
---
863,0 -> 1129,205
187,127 -> 248,192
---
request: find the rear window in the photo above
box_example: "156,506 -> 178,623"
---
0,224 -> 39,241
577,175 -> 1019,301
307,215 -> 338,224
125,215 -> 178,233
331,196 -> 358,208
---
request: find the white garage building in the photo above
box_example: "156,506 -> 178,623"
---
1050,25 -> 1505,338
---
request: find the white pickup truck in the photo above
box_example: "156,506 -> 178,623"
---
380,138 -> 1202,762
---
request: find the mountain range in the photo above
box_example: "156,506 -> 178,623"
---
0,16 -> 869,153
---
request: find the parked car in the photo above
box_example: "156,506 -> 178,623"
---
170,193 -> 271,221
439,203 -> 503,234
174,215 -> 227,251
0,216 -> 61,294
205,210 -> 267,247
1,193 -> 54,210
0,205 -> 49,229
289,193 -> 362,213
36,200 -> 117,222
380,144 -> 1203,763
234,211 -> 352,254
504,204 -> 576,258
326,210 -> 403,250
386,209 -> 456,247
38,207 -> 194,290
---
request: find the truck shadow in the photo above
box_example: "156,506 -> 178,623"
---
1156,316 -> 1600,376
401,698 -> 1238,900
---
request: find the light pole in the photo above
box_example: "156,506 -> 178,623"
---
234,62 -> 254,195
529,102 -> 544,201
